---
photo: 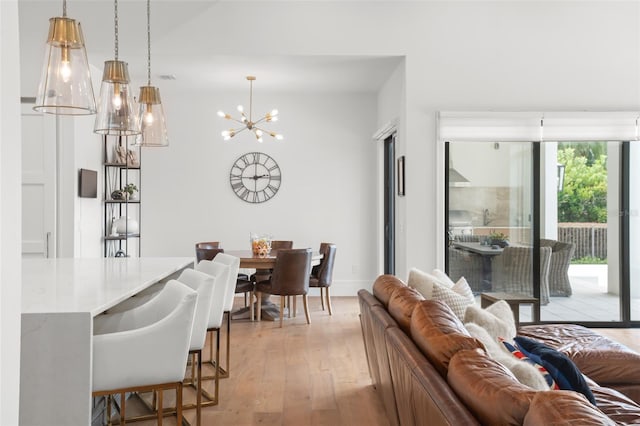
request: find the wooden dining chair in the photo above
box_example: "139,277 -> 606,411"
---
254,248 -> 312,327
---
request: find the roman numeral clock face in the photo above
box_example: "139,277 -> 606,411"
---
230,152 -> 282,203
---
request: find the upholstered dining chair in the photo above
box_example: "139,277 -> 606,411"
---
195,242 -> 225,263
270,240 -> 293,251
196,242 -> 252,307
255,248 -> 312,327
491,246 -> 552,305
196,241 -> 219,249
210,253 -> 243,380
92,280 -> 197,426
194,259 -> 233,406
309,243 -> 337,315
251,239 -> 294,283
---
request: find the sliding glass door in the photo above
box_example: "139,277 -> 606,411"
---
446,140 -> 631,325
540,141 -> 621,322
629,143 -> 640,321
446,141 -> 535,322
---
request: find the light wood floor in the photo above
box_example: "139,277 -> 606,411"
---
593,328 -> 640,353
128,296 -> 390,426
117,296 -> 640,426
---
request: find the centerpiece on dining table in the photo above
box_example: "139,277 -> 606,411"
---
251,233 -> 272,257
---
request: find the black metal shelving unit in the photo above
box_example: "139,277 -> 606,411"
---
103,136 -> 141,257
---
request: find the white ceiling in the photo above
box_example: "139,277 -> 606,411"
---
18,0 -> 403,95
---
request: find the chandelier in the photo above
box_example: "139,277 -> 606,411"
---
218,76 -> 283,142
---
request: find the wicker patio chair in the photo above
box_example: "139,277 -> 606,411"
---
540,239 -> 575,297
448,246 -> 484,293
491,246 -> 552,305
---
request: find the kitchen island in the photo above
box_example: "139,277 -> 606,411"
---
20,257 -> 193,426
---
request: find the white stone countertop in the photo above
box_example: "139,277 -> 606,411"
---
22,257 -> 193,316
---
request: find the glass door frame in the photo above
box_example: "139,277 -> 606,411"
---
384,134 -> 395,275
445,140 -> 639,328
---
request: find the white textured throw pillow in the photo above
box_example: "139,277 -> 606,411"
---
407,268 -> 442,299
452,277 -> 475,305
463,300 -> 517,341
431,280 -> 475,320
465,323 -> 549,391
408,268 -> 476,319
431,269 -> 455,288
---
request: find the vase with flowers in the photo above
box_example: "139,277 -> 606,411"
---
250,233 -> 272,257
123,183 -> 138,201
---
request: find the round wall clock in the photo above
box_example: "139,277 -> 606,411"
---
229,152 -> 282,203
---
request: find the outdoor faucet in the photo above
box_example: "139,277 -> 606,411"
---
483,209 -> 493,226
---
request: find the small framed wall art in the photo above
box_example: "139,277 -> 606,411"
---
397,155 -> 405,196
79,168 -> 97,198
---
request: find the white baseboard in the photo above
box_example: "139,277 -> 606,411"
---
233,279 -> 373,298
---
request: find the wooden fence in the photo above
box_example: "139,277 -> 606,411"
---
558,223 -> 607,260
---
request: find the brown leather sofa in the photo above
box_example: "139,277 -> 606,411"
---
359,274 -> 640,425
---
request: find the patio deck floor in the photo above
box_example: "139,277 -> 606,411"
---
479,265 -> 640,323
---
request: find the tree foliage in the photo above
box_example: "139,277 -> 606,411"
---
557,143 -> 607,223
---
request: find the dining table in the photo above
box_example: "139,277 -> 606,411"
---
225,249 -> 323,321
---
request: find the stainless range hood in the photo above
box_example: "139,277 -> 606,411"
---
449,165 -> 470,187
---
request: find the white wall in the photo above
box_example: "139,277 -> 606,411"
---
72,114 -> 103,258
144,0 -> 640,281
1,1 -> 22,423
14,0 -> 640,286
377,60 -> 408,275
141,88 -> 378,294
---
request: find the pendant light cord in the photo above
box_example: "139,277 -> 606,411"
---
62,0 -> 67,17
114,0 -> 119,60
147,0 -> 151,85
249,79 -> 253,122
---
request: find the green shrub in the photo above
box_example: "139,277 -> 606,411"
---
558,143 -> 608,223
571,256 -> 607,265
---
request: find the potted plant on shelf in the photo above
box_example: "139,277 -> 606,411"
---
488,230 -> 509,248
123,183 -> 138,201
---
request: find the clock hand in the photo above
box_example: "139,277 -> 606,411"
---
248,174 -> 270,180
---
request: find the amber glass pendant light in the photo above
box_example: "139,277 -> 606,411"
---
135,0 -> 169,147
34,0 -> 96,115
94,0 -> 141,136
